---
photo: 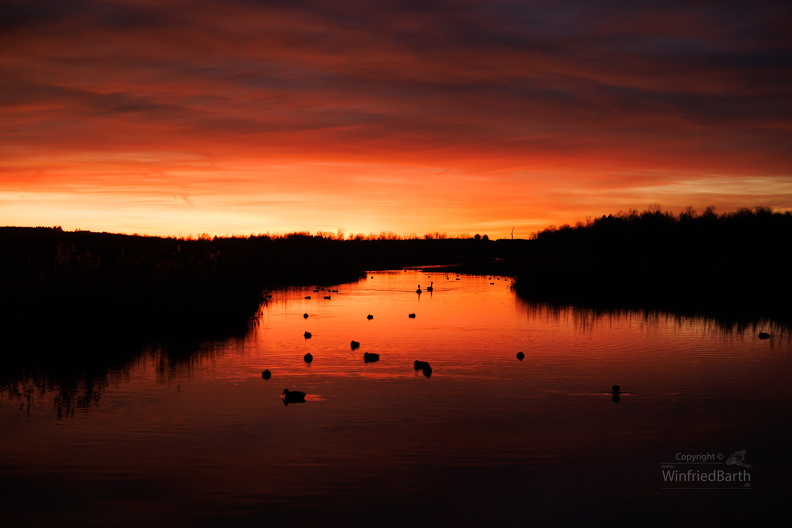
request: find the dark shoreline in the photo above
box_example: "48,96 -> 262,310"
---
508,207 -> 792,328
0,227 -> 501,352
3,206 -> 790,352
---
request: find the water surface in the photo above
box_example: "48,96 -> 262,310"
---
1,270 -> 789,526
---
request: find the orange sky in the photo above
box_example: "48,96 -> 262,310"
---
2,0 -> 791,239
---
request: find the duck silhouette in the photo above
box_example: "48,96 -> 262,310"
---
363,352 -> 380,363
350,340 -> 361,349
414,360 -> 432,377
426,282 -> 434,292
304,352 -> 313,363
516,352 -> 525,361
282,388 -> 306,405
303,313 -> 309,319
416,285 -> 422,294
304,331 -> 312,338
261,369 -> 272,380
611,384 -> 621,402
758,332 -> 771,339
408,313 -> 416,318
367,314 -> 374,320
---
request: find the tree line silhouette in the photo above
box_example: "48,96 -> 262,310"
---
2,205 -> 789,351
512,206 -> 791,320
0,226 -> 501,349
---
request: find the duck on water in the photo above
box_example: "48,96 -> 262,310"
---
414,360 -> 432,377
282,389 -> 306,405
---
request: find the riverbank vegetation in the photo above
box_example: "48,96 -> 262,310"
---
2,205 -> 789,351
0,227 -> 503,350
512,206 -> 792,323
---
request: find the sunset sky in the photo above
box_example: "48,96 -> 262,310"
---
2,0 -> 790,239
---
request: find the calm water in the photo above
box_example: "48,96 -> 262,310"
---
1,270 -> 790,527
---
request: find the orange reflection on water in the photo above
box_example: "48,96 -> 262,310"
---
211,269 -> 784,405
1,270 -> 789,527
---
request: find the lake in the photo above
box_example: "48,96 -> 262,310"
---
1,270 -> 789,527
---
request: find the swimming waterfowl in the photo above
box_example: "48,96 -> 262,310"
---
611,384 -> 621,402
367,314 -> 374,320
408,313 -> 416,318
261,369 -> 272,380
282,388 -> 306,404
426,282 -> 433,292
363,352 -> 380,363
516,352 -> 524,361
414,360 -> 432,378
350,340 -> 360,349
303,313 -> 309,319
758,332 -> 771,339
304,331 -> 312,338
416,285 -> 422,294
304,352 -> 313,362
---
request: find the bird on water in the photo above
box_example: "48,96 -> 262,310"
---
408,313 -> 416,318
351,340 -> 361,349
282,389 -> 306,405
416,285 -> 422,294
363,352 -> 380,363
261,369 -> 272,380
426,282 -> 434,292
414,360 -> 432,377
304,331 -> 312,338
516,352 -> 525,361
304,352 -> 313,363
367,314 -> 374,320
